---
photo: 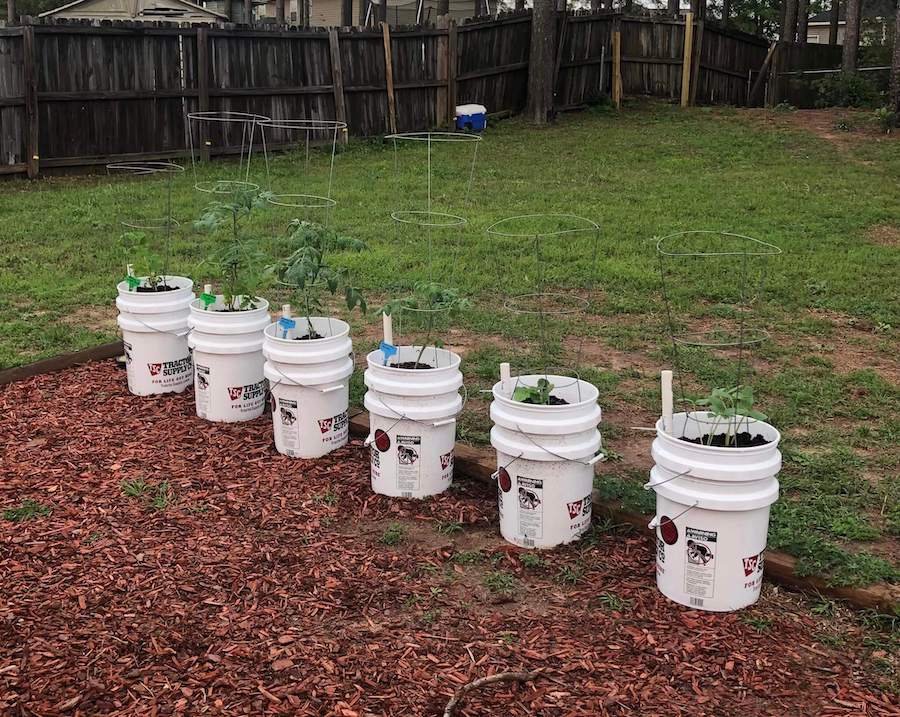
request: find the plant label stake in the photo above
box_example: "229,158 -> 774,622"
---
200,284 -> 216,310
124,263 -> 141,291
278,304 -> 296,338
661,369 -> 674,434
500,362 -> 512,395
381,312 -> 397,366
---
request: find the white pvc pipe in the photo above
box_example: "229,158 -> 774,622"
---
500,362 -> 512,395
204,284 -> 212,295
282,303 -> 291,319
382,312 -> 393,346
661,370 -> 674,434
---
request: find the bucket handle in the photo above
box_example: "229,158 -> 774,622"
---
647,500 -> 699,531
643,468 -> 692,491
512,422 -> 605,467
123,316 -> 194,338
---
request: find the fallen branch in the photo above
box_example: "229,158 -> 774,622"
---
444,670 -> 545,717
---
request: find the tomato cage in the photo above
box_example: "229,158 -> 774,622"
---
257,118 -> 347,222
486,213 -> 602,398
106,161 -> 186,282
656,230 -> 782,419
187,111 -> 270,194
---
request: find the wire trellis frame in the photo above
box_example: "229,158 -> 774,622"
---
258,118 -> 346,213
656,229 -> 782,431
187,111 -> 270,194
487,213 -> 602,378
106,160 -> 185,283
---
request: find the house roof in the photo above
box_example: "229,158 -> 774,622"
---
809,0 -> 894,23
40,0 -> 228,19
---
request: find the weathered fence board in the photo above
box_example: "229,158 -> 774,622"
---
0,15 -> 842,176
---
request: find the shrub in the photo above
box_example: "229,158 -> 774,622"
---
873,107 -> 897,134
813,72 -> 881,109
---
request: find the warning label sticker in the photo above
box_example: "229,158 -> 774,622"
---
517,476 -> 543,543
195,365 -> 210,418
396,435 -> 421,494
277,398 -> 299,455
684,527 -> 717,599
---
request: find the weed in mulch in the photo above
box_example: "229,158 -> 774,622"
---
436,520 -> 464,535
381,522 -> 406,545
484,570 -> 517,596
519,553 -> 545,569
555,564 -> 585,585
453,549 -> 484,565
3,499 -> 51,522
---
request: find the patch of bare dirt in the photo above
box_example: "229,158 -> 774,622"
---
740,108 -> 897,152
62,303 -> 117,334
866,224 -> 900,248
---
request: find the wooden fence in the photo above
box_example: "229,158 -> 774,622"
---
0,13 -> 799,177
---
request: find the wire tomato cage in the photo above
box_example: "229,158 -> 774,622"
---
187,111 -> 270,194
656,230 -> 782,435
486,213 -> 602,401
257,118 -> 347,222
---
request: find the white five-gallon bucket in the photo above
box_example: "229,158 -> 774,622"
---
263,316 -> 353,459
187,297 -> 270,422
364,346 -> 462,498
116,276 -> 195,396
490,374 -> 603,549
648,411 -> 781,612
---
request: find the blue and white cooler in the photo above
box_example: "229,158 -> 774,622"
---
455,104 -> 487,132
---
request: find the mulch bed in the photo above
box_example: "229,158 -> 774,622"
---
0,361 -> 897,716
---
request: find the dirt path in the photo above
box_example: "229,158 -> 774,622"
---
0,362 -> 897,716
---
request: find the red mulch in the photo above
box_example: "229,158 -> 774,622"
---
0,361 -> 897,716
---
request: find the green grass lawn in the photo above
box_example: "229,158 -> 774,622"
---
1,100 -> 898,589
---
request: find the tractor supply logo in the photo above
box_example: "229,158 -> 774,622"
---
124,342 -> 133,364
567,499 -> 583,520
581,494 -> 591,516
148,357 -> 191,378
149,363 -> 162,376
318,417 -> 333,434
440,452 -> 453,470
227,380 -> 266,403
742,551 -> 765,590
743,554 -> 762,576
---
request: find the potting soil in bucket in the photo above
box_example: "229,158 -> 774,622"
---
648,411 -> 781,612
263,316 -> 353,459
490,374 -> 602,549
364,346 -> 462,498
116,276 -> 194,396
187,297 -> 270,422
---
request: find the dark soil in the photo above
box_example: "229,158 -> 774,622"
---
680,432 -> 770,448
294,331 -> 324,341
136,284 -> 177,293
521,395 -> 569,405
392,361 -> 435,369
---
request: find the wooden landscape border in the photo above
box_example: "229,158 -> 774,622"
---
1,343 -> 897,614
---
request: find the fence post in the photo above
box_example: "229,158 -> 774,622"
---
612,18 -> 622,109
436,16 -> 449,128
689,18 -> 704,106
197,27 -> 210,162
328,28 -> 348,143
766,42 -> 781,108
22,23 -> 39,179
680,11 -> 694,107
447,20 -> 457,127
381,22 -> 397,134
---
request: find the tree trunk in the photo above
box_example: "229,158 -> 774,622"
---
525,0 -> 556,124
379,0 -> 387,24
590,0 -> 600,11
842,0 -> 860,71
690,0 -> 706,21
829,0 -> 840,44
341,0 -> 352,24
797,0 -> 808,43
275,0 -> 285,23
782,0 -> 798,42
722,0 -> 730,24
667,0 -> 679,17
624,0 -> 634,13
244,0 -> 252,24
7,0 -> 15,24
438,0 -> 450,14
890,0 -> 900,111
515,0 -> 525,9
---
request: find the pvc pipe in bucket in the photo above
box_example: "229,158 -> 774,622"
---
263,316 -> 353,459
116,276 -> 194,396
187,296 -> 270,422
363,345 -> 462,498
489,374 -> 602,549
647,411 -> 781,612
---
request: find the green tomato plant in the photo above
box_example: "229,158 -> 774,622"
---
268,220 -> 367,338
380,281 -> 469,369
692,384 -> 767,446
194,189 -> 268,311
121,230 -> 169,292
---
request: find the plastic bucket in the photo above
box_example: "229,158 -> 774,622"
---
490,374 -> 603,549
363,346 -> 462,498
187,297 -> 270,422
263,316 -> 354,459
648,411 -> 781,612
116,276 -> 194,396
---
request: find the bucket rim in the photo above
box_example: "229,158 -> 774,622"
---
655,411 -> 781,453
264,316 -> 350,343
116,275 -> 193,295
491,374 -> 599,409
365,346 -> 461,372
189,296 -> 270,314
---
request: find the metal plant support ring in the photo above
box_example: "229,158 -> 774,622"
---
187,111 -> 270,194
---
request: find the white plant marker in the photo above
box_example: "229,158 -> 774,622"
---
382,312 -> 394,346
204,284 -> 212,295
282,303 -> 291,319
500,362 -> 512,395
661,369 -> 674,434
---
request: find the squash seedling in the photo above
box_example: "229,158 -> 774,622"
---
194,189 -> 269,311
380,281 -> 469,369
690,384 -> 768,447
513,377 -> 554,405
121,230 -> 175,293
268,220 -> 367,338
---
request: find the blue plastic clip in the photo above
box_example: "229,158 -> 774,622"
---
278,316 -> 296,338
379,340 -> 397,365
